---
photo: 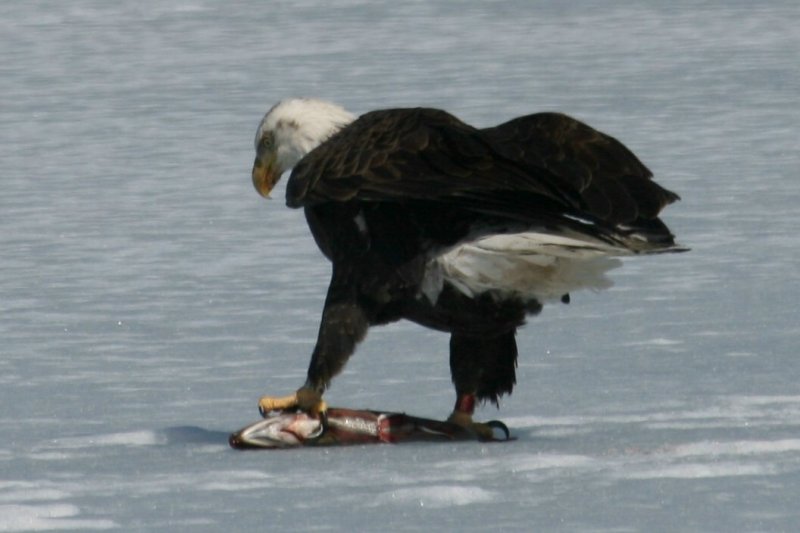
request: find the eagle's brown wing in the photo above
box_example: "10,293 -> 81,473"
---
287,107 -> 681,250
482,112 -> 679,223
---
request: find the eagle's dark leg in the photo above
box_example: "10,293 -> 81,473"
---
259,270 -> 368,418
304,299 -> 369,391
447,330 -> 518,439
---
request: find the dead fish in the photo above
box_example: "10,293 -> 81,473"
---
229,407 -> 510,449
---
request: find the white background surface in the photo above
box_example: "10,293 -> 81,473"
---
2,1 -> 799,531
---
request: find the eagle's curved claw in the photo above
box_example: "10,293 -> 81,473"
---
307,409 -> 329,442
258,387 -> 328,419
464,420 -> 511,442
485,420 -> 511,441
447,410 -> 511,441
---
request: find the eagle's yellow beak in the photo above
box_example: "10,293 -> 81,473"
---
252,153 -> 280,198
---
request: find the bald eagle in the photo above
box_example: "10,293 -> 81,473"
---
251,98 -> 684,437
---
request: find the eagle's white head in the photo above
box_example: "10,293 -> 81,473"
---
252,98 -> 356,198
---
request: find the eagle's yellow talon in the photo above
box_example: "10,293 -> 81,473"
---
258,393 -> 297,414
258,388 -> 327,418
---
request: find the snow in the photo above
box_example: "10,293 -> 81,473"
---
2,0 -> 800,531
0,503 -> 117,532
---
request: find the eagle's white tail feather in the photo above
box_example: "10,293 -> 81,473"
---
423,232 -> 628,303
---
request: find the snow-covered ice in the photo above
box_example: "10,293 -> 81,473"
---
2,1 -> 799,531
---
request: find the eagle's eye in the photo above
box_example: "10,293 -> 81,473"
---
258,133 -> 274,151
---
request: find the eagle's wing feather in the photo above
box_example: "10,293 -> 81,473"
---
286,108 -> 680,249
482,112 -> 680,223
286,108 -> 558,206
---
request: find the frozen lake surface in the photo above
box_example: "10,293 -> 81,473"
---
2,1 -> 799,531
